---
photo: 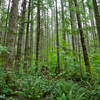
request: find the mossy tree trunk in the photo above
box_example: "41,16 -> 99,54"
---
6,0 -> 19,68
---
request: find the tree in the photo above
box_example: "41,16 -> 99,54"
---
30,1 -> 34,67
61,0 -> 66,41
92,0 -> 100,44
82,0 -> 90,52
4,0 -> 11,44
6,0 -> 19,68
35,0 -> 41,66
24,0 -> 31,68
55,0 -> 60,74
0,0 -> 5,44
69,0 -> 77,62
16,0 -> 27,70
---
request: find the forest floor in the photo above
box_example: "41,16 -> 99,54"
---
0,67 -> 100,100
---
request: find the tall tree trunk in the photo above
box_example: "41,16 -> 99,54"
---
3,0 -> 11,45
6,0 -> 19,68
78,35 -> 83,79
51,8 -> 54,52
39,12 -> 44,62
30,2 -> 34,67
74,0 -> 92,78
46,8 -> 49,62
24,0 -> 31,68
0,0 -> 5,44
55,0 -> 60,74
92,0 -> 100,44
61,0 -> 66,41
35,0 -> 41,66
61,0 -> 67,67
43,10 -> 47,62
16,0 -> 27,71
82,0 -> 90,52
69,0 -> 77,62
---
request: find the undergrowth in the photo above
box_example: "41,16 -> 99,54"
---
0,67 -> 100,100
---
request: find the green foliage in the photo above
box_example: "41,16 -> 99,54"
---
0,67 -> 100,100
0,45 -> 9,67
0,45 -> 9,54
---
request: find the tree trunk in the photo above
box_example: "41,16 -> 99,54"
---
92,0 -> 100,44
55,0 -> 60,74
24,0 -> 31,68
61,0 -> 66,41
16,0 -> 27,71
51,8 -> 54,52
74,0 -> 92,78
35,0 -> 41,66
6,0 -> 19,68
0,0 -> 5,44
46,8 -> 49,62
78,35 -> 83,79
82,0 -> 90,52
30,2 -> 34,67
69,0 -> 77,62
3,0 -> 11,45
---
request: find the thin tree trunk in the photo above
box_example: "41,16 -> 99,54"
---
55,0 -> 60,74
3,0 -> 11,45
46,8 -> 49,62
78,35 -> 83,79
82,0 -> 90,52
40,11 -> 44,62
61,0 -> 66,41
61,0 -> 67,67
51,8 -> 54,52
30,3 -> 34,67
35,0 -> 41,66
69,0 -> 76,62
24,0 -> 31,68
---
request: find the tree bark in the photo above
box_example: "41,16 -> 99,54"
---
35,0 -> 41,66
6,0 -> 19,68
55,0 -> 60,74
24,0 -> 31,68
92,0 -> 100,44
30,2 -> 34,67
16,0 -> 27,71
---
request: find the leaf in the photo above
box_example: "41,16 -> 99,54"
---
68,84 -> 78,100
